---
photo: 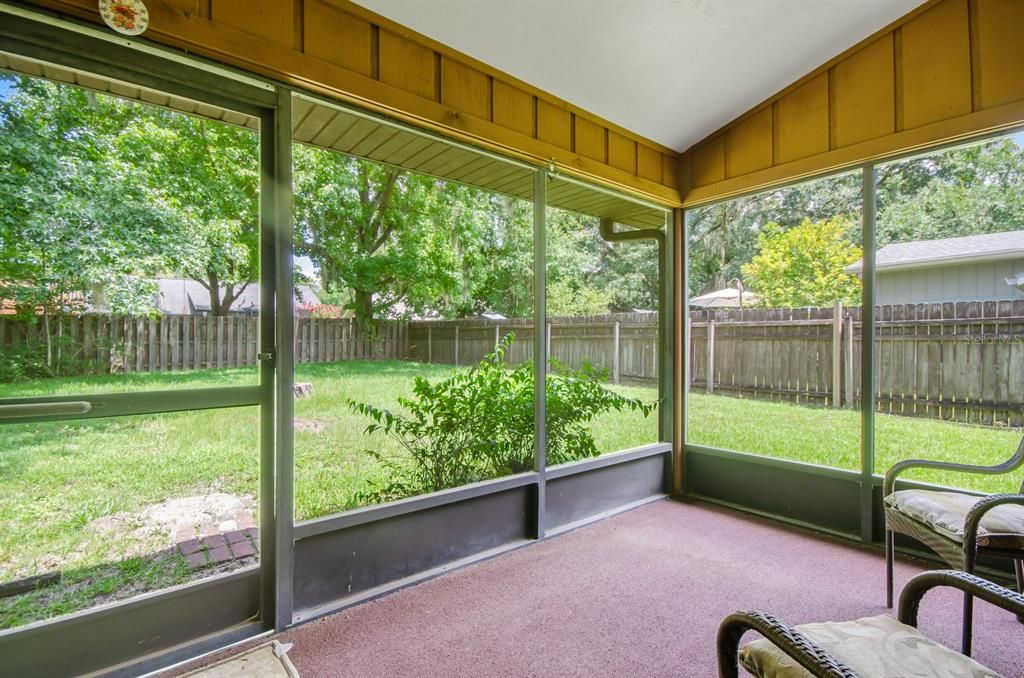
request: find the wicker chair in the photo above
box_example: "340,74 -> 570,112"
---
717,570 -> 1023,678
883,434 -> 1024,656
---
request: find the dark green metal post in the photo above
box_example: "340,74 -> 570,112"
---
532,169 -> 547,540
675,208 -> 687,496
860,165 -> 877,543
258,103 -> 278,631
660,211 -> 674,448
272,87 -> 295,630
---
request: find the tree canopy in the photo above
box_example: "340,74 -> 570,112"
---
741,217 -> 862,308
1,74 -> 659,325
688,136 -> 1024,305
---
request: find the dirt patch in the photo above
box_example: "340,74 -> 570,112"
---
89,492 -> 257,548
294,418 -> 327,434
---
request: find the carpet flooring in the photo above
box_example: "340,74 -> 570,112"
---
173,499 -> 1024,677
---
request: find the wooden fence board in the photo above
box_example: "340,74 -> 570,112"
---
2,304 -> 1021,427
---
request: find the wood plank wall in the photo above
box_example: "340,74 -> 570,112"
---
682,0 -> 1024,206
24,0 -> 680,206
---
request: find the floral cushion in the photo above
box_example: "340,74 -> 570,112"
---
885,490 -> 1024,549
740,614 -> 1001,677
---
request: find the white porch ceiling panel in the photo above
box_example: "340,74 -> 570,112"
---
354,0 -> 924,152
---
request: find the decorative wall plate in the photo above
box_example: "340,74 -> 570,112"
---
98,0 -> 150,36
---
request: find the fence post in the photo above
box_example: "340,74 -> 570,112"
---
403,319 -> 410,360
613,320 -> 621,384
454,324 -> 459,367
495,324 -> 500,349
845,314 -> 855,407
427,325 -> 432,363
832,300 -> 843,408
706,319 -> 715,394
546,322 -> 552,373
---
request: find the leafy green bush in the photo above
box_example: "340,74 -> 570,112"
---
349,334 -> 655,503
0,332 -> 91,382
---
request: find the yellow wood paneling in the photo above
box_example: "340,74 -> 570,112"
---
686,99 -> 1024,207
379,30 -> 436,101
608,132 -> 636,173
164,0 -> 202,15
663,154 -> 680,191
441,57 -> 490,120
776,73 -> 829,163
537,100 -> 571,149
900,0 -> 972,129
975,0 -> 1024,110
21,0 -> 683,206
492,80 -> 534,137
575,116 -> 605,162
831,34 -> 895,148
304,0 -> 373,77
691,137 -> 725,187
637,144 -> 661,183
210,0 -> 293,47
681,0 -> 1024,205
726,107 -> 772,177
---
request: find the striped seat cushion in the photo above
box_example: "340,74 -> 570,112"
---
740,614 -> 1001,677
885,489 -> 1024,549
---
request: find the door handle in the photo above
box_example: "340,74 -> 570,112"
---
0,401 -> 93,420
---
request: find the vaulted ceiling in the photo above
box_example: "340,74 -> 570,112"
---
354,0 -> 924,152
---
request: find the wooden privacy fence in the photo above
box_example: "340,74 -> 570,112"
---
405,312 -> 660,383
4,302 -> 1021,427
0,314 -> 406,374
688,300 -> 1024,427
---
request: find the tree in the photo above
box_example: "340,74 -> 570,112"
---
116,104 -> 260,315
0,76 -> 176,369
0,75 -> 261,320
686,172 -> 861,297
596,238 -> 659,312
876,138 -> 1024,246
741,216 -> 862,308
293,146 -> 461,327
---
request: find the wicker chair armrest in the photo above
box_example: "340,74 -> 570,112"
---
961,493 -> 1024,571
717,610 -> 860,678
884,435 -> 1024,496
884,459 -> 1010,497
898,570 -> 1024,627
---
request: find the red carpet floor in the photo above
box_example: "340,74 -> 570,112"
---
176,499 -> 1024,677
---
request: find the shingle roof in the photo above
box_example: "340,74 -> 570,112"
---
846,230 -> 1024,274
154,278 -> 320,314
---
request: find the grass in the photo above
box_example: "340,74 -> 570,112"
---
0,360 -> 657,628
687,392 -> 1022,492
0,360 -> 1019,628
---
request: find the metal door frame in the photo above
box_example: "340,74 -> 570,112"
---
0,6 -> 290,674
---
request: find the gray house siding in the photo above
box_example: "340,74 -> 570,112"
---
876,257 -> 1024,305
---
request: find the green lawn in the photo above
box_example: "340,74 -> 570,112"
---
0,361 -> 1019,628
0,360 -> 657,628
687,392 -> 1022,491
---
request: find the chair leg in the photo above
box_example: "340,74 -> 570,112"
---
1015,559 -> 1024,625
885,529 -> 894,608
962,591 -> 974,657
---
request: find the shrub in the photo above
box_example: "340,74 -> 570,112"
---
349,334 -> 655,503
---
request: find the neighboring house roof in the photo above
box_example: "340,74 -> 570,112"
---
846,230 -> 1024,274
689,287 -> 758,309
154,278 -> 320,314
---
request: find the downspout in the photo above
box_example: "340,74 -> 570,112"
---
598,218 -> 675,495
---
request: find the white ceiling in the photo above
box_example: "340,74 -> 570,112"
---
355,0 -> 923,152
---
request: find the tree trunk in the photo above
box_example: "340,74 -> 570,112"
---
353,288 -> 375,333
